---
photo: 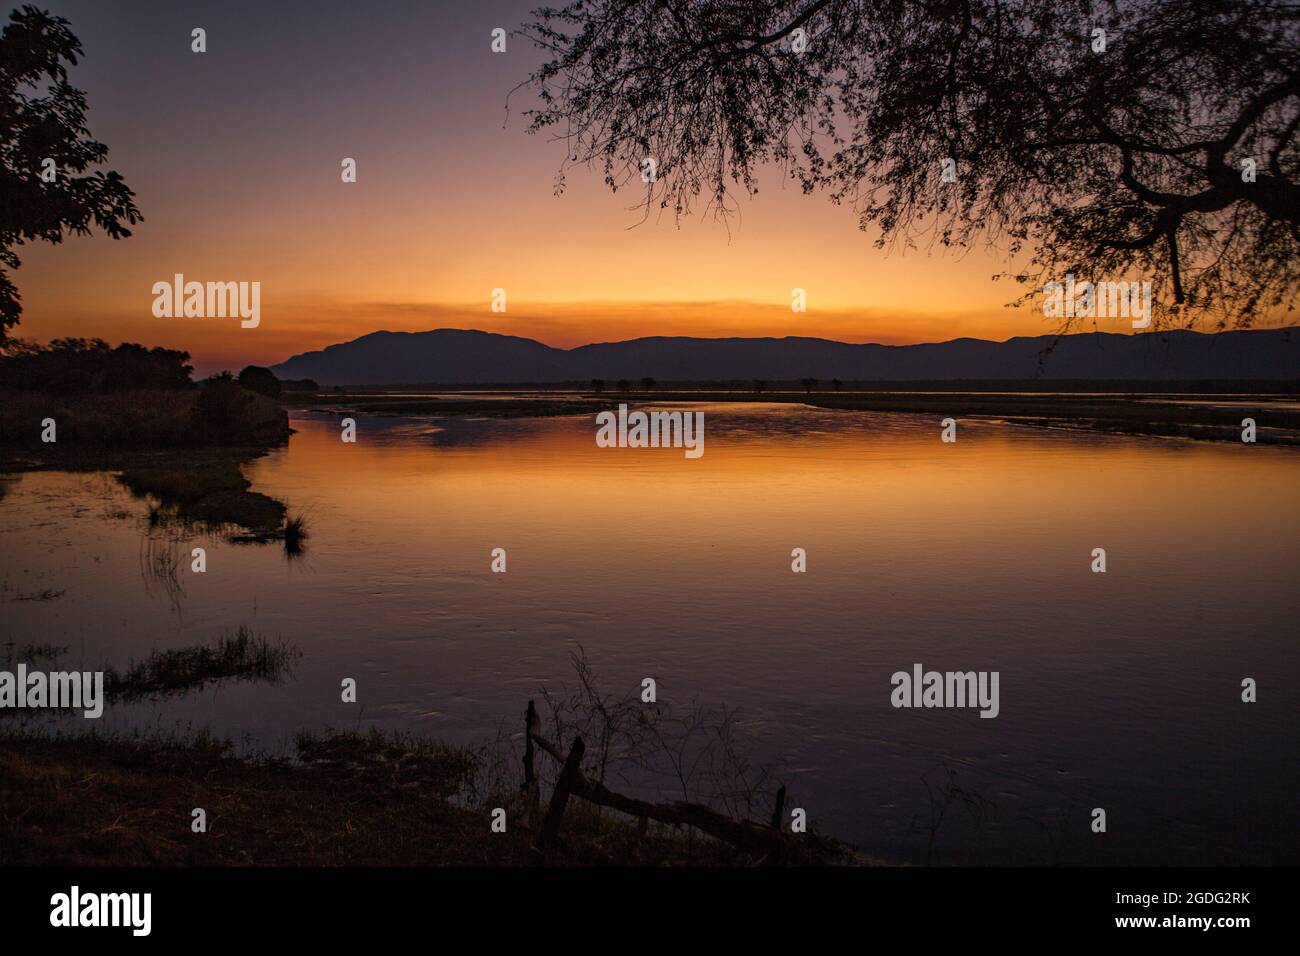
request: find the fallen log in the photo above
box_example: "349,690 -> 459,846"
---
529,728 -> 792,856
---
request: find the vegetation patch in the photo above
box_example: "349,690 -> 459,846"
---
104,627 -> 301,702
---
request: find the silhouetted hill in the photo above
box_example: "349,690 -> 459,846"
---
270,327 -> 1299,385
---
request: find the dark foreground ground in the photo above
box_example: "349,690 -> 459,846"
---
0,732 -> 850,866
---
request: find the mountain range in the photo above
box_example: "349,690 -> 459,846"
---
269,327 -> 1299,385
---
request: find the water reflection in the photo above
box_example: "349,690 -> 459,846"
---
1,404 -> 1297,864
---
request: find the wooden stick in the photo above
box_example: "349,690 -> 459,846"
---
770,785 -> 787,831
521,701 -> 539,826
528,726 -> 790,856
535,735 -> 585,857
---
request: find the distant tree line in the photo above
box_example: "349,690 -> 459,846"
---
0,340 -> 296,447
0,338 -> 192,392
0,339 -> 314,401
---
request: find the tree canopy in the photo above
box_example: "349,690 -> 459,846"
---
237,365 -> 283,399
517,0 -> 1299,330
0,337 -> 192,392
0,5 -> 141,339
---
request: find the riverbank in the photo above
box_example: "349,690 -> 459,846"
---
0,386 -> 299,537
0,730 -> 851,866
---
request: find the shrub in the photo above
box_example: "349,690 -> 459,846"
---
194,373 -> 258,442
237,365 -> 282,398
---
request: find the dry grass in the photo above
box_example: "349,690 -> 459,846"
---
0,730 -> 494,866
0,728 -> 847,866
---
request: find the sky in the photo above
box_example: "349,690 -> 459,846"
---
12,0 -> 1186,375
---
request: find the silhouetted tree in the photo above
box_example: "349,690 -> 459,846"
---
0,6 -> 142,338
800,377 -> 818,394
617,378 -> 631,392
753,379 -> 766,394
518,0 -> 1299,329
0,337 -> 191,391
591,377 -> 605,393
832,378 -> 843,391
193,372 -> 257,442
640,376 -> 656,390
238,365 -> 281,398
280,378 -> 319,393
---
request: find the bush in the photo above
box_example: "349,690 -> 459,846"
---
237,365 -> 281,398
194,373 -> 258,442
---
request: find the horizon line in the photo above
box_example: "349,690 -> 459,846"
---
267,324 -> 1300,368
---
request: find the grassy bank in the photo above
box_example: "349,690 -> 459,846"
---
0,729 -> 850,866
0,638 -> 849,865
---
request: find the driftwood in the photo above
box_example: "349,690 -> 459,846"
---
527,718 -> 792,857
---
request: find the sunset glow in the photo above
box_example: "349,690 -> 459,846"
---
14,0 -> 1110,375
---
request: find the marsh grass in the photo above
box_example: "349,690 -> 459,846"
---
138,530 -> 187,612
105,626 -> 301,701
282,512 -> 309,555
2,642 -> 69,667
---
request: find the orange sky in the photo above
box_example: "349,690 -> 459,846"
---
15,145 -> 1065,375
14,1 -> 1274,376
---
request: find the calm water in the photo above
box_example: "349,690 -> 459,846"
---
2,403 -> 1297,864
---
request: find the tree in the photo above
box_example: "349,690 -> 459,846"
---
238,365 -> 282,398
640,376 -> 656,390
591,377 -> 606,393
617,378 -> 632,392
800,377 -> 818,393
194,372 -> 256,442
753,378 -> 766,393
518,0 -> 1300,331
0,337 -> 191,391
0,6 -> 142,339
